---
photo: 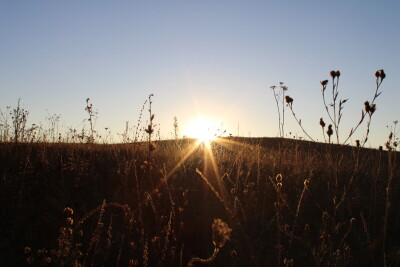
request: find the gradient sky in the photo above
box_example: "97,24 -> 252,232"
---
1,1 -> 399,147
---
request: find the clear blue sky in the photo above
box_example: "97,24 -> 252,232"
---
1,1 -> 399,146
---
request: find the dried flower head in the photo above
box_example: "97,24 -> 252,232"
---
327,124 -> 333,137
285,95 -> 293,104
149,142 -> 156,151
369,104 -> 376,114
321,80 -> 328,86
335,70 -> 341,77
319,118 -> 326,128
375,70 -> 380,78
380,69 -> 386,80
212,218 -> 232,248
145,125 -> 154,134
330,70 -> 337,79
66,217 -> 74,226
64,207 -> 74,216
364,101 -> 370,113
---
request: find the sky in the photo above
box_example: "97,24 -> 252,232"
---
1,1 -> 399,147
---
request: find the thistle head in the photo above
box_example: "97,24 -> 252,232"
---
285,95 -> 293,105
319,118 -> 326,128
320,80 -> 328,87
327,124 -> 333,136
212,218 -> 232,248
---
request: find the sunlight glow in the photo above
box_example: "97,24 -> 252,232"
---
183,117 -> 219,142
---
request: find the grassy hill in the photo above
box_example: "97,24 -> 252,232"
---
1,137 -> 399,266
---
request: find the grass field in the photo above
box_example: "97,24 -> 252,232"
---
1,135 -> 399,266
1,71 -> 399,266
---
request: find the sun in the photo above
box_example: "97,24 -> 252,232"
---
183,117 -> 219,142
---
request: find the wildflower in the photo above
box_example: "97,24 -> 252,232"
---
66,217 -> 74,226
319,118 -> 326,128
285,95 -> 293,105
212,218 -> 232,248
64,207 -> 73,216
335,70 -> 341,77
320,80 -> 328,86
375,69 -> 386,80
364,101 -> 370,113
149,142 -> 156,151
380,69 -> 386,80
145,125 -> 154,134
327,124 -> 333,137
369,104 -> 376,114
330,70 -> 337,79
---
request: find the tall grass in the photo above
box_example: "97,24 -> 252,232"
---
0,71 -> 399,266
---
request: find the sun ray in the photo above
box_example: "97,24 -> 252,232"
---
153,139 -> 202,194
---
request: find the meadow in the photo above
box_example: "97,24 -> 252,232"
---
1,70 -> 399,266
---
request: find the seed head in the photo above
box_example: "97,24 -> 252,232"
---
375,70 -> 380,78
64,207 -> 74,216
285,95 -> 293,104
212,218 -> 232,248
319,118 -> 326,128
369,104 -> 376,114
330,70 -> 336,79
335,70 -> 341,77
145,125 -> 154,134
380,69 -> 386,80
327,124 -> 333,137
364,101 -> 370,113
320,80 -> 328,87
149,142 -> 156,151
66,217 -> 74,226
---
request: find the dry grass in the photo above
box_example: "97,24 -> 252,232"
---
1,70 -> 399,266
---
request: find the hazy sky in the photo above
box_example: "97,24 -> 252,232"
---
1,1 -> 399,146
